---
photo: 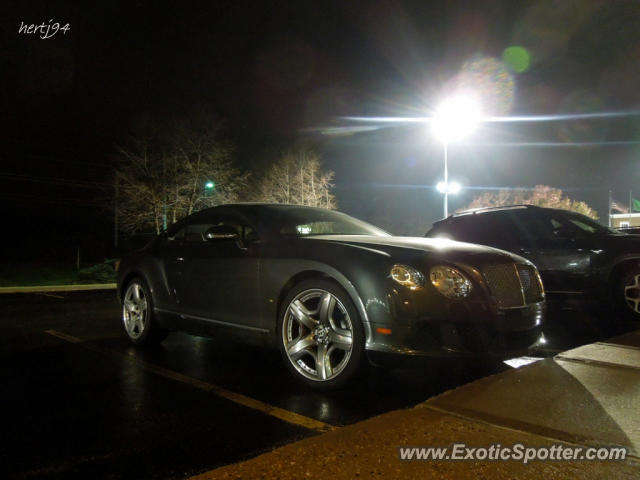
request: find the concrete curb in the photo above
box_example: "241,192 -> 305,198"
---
0,283 -> 117,294
190,330 -> 640,480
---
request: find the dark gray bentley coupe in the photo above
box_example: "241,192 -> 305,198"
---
117,204 -> 545,388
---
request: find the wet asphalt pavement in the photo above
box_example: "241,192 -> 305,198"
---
1,291 -> 637,479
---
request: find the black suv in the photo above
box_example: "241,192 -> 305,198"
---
426,205 -> 640,319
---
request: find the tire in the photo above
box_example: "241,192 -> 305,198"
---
121,277 -> 168,345
277,278 -> 365,390
616,267 -> 640,321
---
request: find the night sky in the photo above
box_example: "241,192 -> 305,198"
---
3,0 -> 640,261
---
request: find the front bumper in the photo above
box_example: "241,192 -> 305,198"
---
364,300 -> 546,367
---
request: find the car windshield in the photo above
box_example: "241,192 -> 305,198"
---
264,206 -> 390,237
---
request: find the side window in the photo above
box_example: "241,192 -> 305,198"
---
509,211 -> 536,242
566,218 -> 597,234
431,211 -> 533,247
470,215 -> 513,245
165,216 -> 224,244
166,225 -> 186,242
181,214 -> 260,245
527,214 -> 573,241
446,214 -> 517,246
241,224 -> 259,243
185,222 -> 218,243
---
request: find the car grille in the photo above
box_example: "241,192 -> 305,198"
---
481,263 -> 544,308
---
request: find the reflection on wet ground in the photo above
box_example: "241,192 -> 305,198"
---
0,291 -> 637,479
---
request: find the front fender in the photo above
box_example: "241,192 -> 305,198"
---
116,251 -> 174,310
604,254 -> 640,284
259,257 -> 380,342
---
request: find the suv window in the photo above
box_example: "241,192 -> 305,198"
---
528,210 -> 614,240
430,212 -> 518,247
428,208 -> 615,247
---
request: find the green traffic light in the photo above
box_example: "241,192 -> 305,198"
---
205,181 -> 215,189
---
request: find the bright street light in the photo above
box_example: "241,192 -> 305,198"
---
436,181 -> 461,194
432,93 -> 482,144
432,93 -> 482,218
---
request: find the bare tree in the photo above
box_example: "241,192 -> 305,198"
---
116,123 -> 248,234
253,148 -> 337,209
464,185 -> 599,219
116,138 -> 166,234
167,122 -> 249,221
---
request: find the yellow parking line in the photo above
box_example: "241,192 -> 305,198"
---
44,329 -> 336,433
44,329 -> 84,343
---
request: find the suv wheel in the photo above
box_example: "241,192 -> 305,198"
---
617,267 -> 640,320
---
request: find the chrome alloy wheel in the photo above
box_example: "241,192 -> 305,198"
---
282,289 -> 354,382
624,274 -> 640,313
122,282 -> 148,339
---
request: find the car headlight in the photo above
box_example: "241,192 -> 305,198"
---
390,264 -> 425,289
429,265 -> 472,298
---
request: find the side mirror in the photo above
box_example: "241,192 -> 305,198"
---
204,225 -> 239,242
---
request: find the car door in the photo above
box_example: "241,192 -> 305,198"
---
521,211 -> 596,294
177,213 -> 263,330
160,222 -> 189,308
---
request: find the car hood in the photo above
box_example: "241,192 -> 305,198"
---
301,235 -> 528,264
596,232 -> 640,250
604,232 -> 640,243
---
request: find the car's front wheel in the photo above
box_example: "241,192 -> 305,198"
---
278,279 -> 365,389
122,278 -> 168,345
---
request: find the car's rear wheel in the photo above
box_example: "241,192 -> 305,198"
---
122,278 -> 168,345
617,267 -> 640,320
278,279 -> 365,389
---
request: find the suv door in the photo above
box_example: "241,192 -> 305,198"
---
523,210 -> 597,295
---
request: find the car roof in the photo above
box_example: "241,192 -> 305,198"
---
166,203 -> 345,234
432,204 -> 563,227
214,202 -> 327,209
202,203 -> 334,215
452,204 -> 538,216
190,203 -> 356,225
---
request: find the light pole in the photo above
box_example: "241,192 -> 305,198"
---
432,93 -> 481,217
437,178 -> 461,217
443,141 -> 448,218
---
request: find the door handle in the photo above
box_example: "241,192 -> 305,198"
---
174,257 -> 185,262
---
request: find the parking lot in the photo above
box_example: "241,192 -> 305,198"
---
1,290 -> 637,479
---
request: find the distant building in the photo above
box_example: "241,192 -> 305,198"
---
610,213 -> 640,228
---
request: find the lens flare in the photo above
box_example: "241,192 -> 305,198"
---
437,182 -> 462,194
503,46 -> 531,73
456,57 -> 515,115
